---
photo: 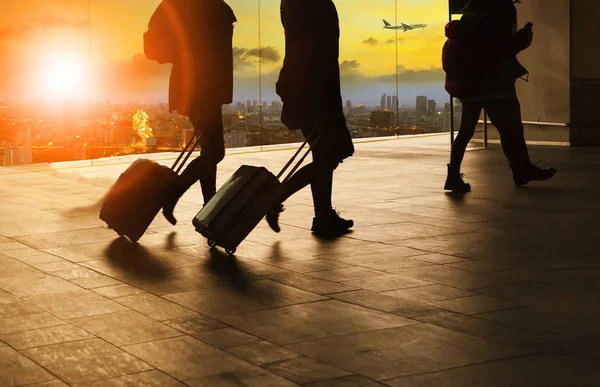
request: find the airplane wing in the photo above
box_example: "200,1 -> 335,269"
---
401,23 -> 413,30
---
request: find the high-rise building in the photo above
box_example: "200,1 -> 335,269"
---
387,96 -> 392,110
346,100 -> 352,111
391,96 -> 398,111
427,100 -> 437,116
416,96 -> 428,115
381,94 -> 387,110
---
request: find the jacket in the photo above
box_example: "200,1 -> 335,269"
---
276,0 -> 353,162
149,0 -> 236,116
442,15 -> 529,101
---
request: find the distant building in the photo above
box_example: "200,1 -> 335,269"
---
345,100 -> 352,111
387,96 -> 392,110
427,100 -> 437,116
381,94 -> 387,110
416,96 -> 428,115
391,96 -> 398,111
225,130 -> 248,148
371,110 -> 394,128
245,113 -> 262,127
223,114 -> 240,128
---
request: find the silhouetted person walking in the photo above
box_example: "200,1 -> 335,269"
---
443,0 -> 556,193
266,0 -> 354,237
157,0 -> 236,224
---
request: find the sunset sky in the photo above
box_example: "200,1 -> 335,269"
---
0,0 -> 449,105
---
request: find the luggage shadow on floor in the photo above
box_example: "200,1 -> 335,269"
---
104,237 -> 170,280
206,249 -> 252,292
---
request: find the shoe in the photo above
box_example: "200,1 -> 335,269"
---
162,192 -> 180,226
162,184 -> 186,226
444,164 -> 471,193
311,209 -> 354,237
511,163 -> 557,186
266,204 -> 284,233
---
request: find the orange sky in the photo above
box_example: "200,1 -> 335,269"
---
0,0 -> 449,104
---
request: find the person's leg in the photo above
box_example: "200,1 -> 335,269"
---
484,96 -> 530,168
265,129 -> 316,233
484,96 -> 556,186
445,101 -> 482,192
162,105 -> 224,225
196,106 -> 225,204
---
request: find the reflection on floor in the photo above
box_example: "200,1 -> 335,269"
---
0,135 -> 599,386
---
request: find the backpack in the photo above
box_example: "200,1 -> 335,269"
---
143,0 -> 177,64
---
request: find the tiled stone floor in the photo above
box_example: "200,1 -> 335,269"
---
0,134 -> 599,386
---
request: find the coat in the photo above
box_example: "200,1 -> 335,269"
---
276,0 -> 354,163
149,0 -> 236,116
442,14 -> 529,101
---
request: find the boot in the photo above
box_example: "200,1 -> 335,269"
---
511,163 -> 557,186
311,209 -> 353,238
266,203 -> 284,233
444,164 -> 471,193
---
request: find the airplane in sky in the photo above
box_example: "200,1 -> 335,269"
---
383,19 -> 428,32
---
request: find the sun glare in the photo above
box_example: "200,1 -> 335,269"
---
39,50 -> 87,100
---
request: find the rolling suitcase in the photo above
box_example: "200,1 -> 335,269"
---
99,135 -> 201,242
192,136 -> 315,254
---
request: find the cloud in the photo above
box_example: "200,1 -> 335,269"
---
0,15 -> 89,43
245,46 -> 281,63
385,37 -> 405,44
233,46 -> 282,71
339,60 -> 443,87
362,37 -> 378,46
339,60 -> 361,76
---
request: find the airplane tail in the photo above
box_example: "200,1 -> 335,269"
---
383,19 -> 391,27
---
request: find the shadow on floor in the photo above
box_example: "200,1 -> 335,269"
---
206,248 -> 252,292
104,237 -> 170,280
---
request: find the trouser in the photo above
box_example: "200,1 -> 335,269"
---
178,105 -> 225,203
279,126 -> 340,218
450,95 -> 531,169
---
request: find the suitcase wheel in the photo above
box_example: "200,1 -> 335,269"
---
226,248 -> 236,255
207,239 -> 217,248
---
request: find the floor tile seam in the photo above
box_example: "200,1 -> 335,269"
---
379,352 -> 539,384
465,304 -> 534,317
17,335 -> 128,367
340,229 -> 471,245
426,292 -> 528,306
272,321 -> 426,350
0,322 -> 93,345
0,318 -> 71,337
105,331 -> 187,349
223,341 -> 304,364
324,295 -> 443,319
205,298 -> 335,322
522,338 -> 600,350
261,352 -> 360,382
110,296 -> 201,321
13,349 -> 65,384
70,369 -> 190,387
334,282 -> 440,294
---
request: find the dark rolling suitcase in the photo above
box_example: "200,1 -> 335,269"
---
99,136 -> 201,242
192,137 -> 314,255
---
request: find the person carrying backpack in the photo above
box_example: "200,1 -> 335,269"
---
442,0 -> 556,193
144,0 -> 237,225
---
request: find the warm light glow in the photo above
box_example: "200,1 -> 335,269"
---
39,50 -> 87,100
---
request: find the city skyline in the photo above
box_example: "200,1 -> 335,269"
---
0,0 -> 449,105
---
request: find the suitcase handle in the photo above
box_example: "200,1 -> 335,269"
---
171,134 -> 202,174
277,132 -> 320,184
